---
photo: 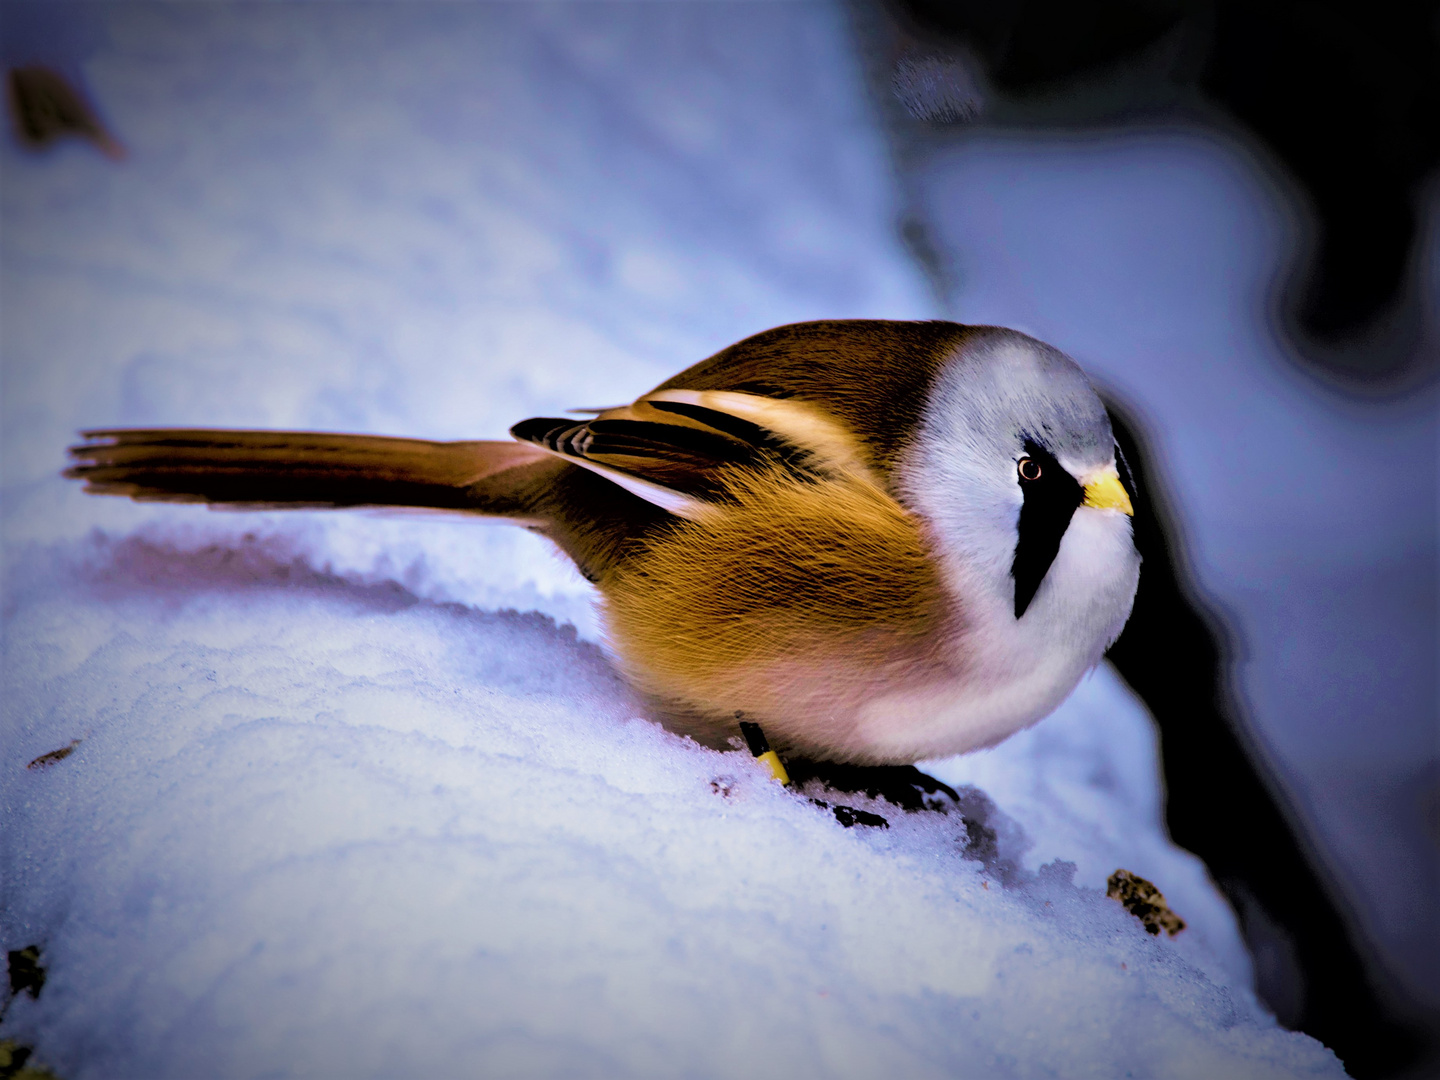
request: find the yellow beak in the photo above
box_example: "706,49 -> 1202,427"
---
1082,469 -> 1134,516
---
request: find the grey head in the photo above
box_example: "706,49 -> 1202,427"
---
900,327 -> 1136,622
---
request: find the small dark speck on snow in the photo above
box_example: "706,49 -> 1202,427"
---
27,742 -> 81,771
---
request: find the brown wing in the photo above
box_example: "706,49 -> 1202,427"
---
508,320 -> 970,517
509,386 -> 849,518
652,320 -> 971,472
511,410 -> 762,498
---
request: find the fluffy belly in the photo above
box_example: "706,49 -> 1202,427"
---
627,637 -> 964,763
622,627 -> 1091,765
850,652 -> 1092,761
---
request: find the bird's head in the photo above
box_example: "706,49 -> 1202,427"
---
900,327 -> 1139,642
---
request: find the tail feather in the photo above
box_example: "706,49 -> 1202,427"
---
66,428 -> 553,517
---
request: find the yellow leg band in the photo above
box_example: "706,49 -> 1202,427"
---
757,750 -> 790,786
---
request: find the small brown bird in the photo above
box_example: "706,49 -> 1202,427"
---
67,320 -> 1138,764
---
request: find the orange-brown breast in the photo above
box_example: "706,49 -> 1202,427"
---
599,464 -> 965,761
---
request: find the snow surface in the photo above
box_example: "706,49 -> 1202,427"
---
1,3 -> 1347,1077
3,532 -> 1336,1079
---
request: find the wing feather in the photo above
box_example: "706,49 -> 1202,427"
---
509,389 -> 874,519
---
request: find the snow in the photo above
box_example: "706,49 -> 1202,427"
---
3,533 -> 1337,1079
1,3 -> 1350,1077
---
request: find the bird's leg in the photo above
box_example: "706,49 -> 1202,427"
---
735,717 -> 790,785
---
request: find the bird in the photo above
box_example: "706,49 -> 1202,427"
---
66,319 -> 1139,765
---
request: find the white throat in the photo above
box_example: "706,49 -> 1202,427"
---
852,502 -> 1138,761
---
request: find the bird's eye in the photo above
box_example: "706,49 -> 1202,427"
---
1017,457 -> 1042,482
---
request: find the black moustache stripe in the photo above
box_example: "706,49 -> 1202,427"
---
1011,440 -> 1084,618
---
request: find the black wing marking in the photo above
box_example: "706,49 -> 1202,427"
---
510,415 -> 758,499
643,400 -> 816,474
510,397 -> 830,509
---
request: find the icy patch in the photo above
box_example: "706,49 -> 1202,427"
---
1,537 -> 1343,1079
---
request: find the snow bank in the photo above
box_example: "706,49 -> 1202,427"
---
2,533 -> 1341,1079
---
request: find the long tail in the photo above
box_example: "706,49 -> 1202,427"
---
66,428 -> 554,518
